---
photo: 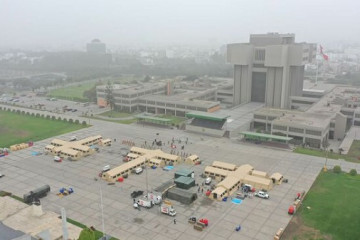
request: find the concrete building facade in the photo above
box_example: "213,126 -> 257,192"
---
227,33 -> 316,108
96,81 -> 221,117
86,39 -> 106,54
252,86 -> 360,148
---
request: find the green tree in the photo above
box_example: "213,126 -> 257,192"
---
105,80 -> 115,115
349,169 -> 357,176
333,165 -> 341,173
83,85 -> 97,103
78,228 -> 95,240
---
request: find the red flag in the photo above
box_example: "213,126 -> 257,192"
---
320,45 -> 329,61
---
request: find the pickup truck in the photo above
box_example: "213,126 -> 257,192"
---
255,191 -> 269,199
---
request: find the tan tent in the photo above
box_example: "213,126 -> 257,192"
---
242,175 -> 273,191
270,172 -> 284,185
185,155 -> 199,165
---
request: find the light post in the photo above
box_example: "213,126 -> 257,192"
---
323,142 -> 329,172
99,182 -> 106,240
324,148 -> 328,172
145,158 -> 149,195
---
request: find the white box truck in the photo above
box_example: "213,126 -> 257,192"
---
137,198 -> 154,208
147,192 -> 162,205
160,204 -> 176,216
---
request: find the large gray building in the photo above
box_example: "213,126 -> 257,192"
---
227,33 -> 316,108
86,39 -> 106,54
96,80 -> 222,117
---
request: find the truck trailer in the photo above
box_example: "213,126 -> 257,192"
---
23,185 -> 51,203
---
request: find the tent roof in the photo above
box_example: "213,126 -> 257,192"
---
186,111 -> 229,121
175,176 -> 195,185
240,131 -> 292,141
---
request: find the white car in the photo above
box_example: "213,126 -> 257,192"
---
54,156 -> 62,162
70,136 -> 77,141
255,191 -> 269,199
135,167 -> 143,174
102,165 -> 111,172
0,173 -> 4,178
205,177 -> 212,185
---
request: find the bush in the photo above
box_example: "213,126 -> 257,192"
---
82,121 -> 87,125
36,113 -> 40,117
349,169 -> 357,176
51,116 -> 56,120
78,228 -> 95,240
333,165 -> 342,173
69,119 -> 73,123
75,119 -> 79,124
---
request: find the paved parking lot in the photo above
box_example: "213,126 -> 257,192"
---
1,95 -> 106,117
1,121 -> 360,240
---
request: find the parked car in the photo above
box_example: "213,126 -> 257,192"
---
135,167 -> 143,174
205,177 -> 212,185
102,165 -> 110,172
71,109 -> 77,112
70,136 -> 77,141
0,173 -> 4,178
54,156 -> 62,162
255,191 -> 269,199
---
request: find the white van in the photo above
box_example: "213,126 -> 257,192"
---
102,165 -> 111,172
205,177 -> 212,185
135,167 -> 143,174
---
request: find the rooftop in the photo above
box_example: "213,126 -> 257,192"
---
186,111 -> 230,121
97,82 -> 167,94
140,94 -> 220,108
274,112 -> 333,128
240,132 -> 293,141
0,197 -> 81,239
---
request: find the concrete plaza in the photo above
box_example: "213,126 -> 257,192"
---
1,120 -> 360,240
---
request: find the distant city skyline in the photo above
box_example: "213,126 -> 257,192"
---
0,0 -> 359,51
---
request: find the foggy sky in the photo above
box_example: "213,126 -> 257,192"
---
1,0 -> 359,50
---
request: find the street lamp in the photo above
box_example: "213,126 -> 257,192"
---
99,182 -> 106,239
324,149 -> 328,172
323,143 -> 329,172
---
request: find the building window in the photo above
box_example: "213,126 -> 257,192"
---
254,49 -> 265,61
306,130 -> 322,136
340,110 -> 353,116
254,114 -> 266,120
289,127 -> 304,134
273,125 -> 287,131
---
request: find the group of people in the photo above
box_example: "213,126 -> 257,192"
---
122,140 -> 135,146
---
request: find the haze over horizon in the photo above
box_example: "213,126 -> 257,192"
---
1,0 -> 359,51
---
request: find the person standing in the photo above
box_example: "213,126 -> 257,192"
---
174,218 -> 177,224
